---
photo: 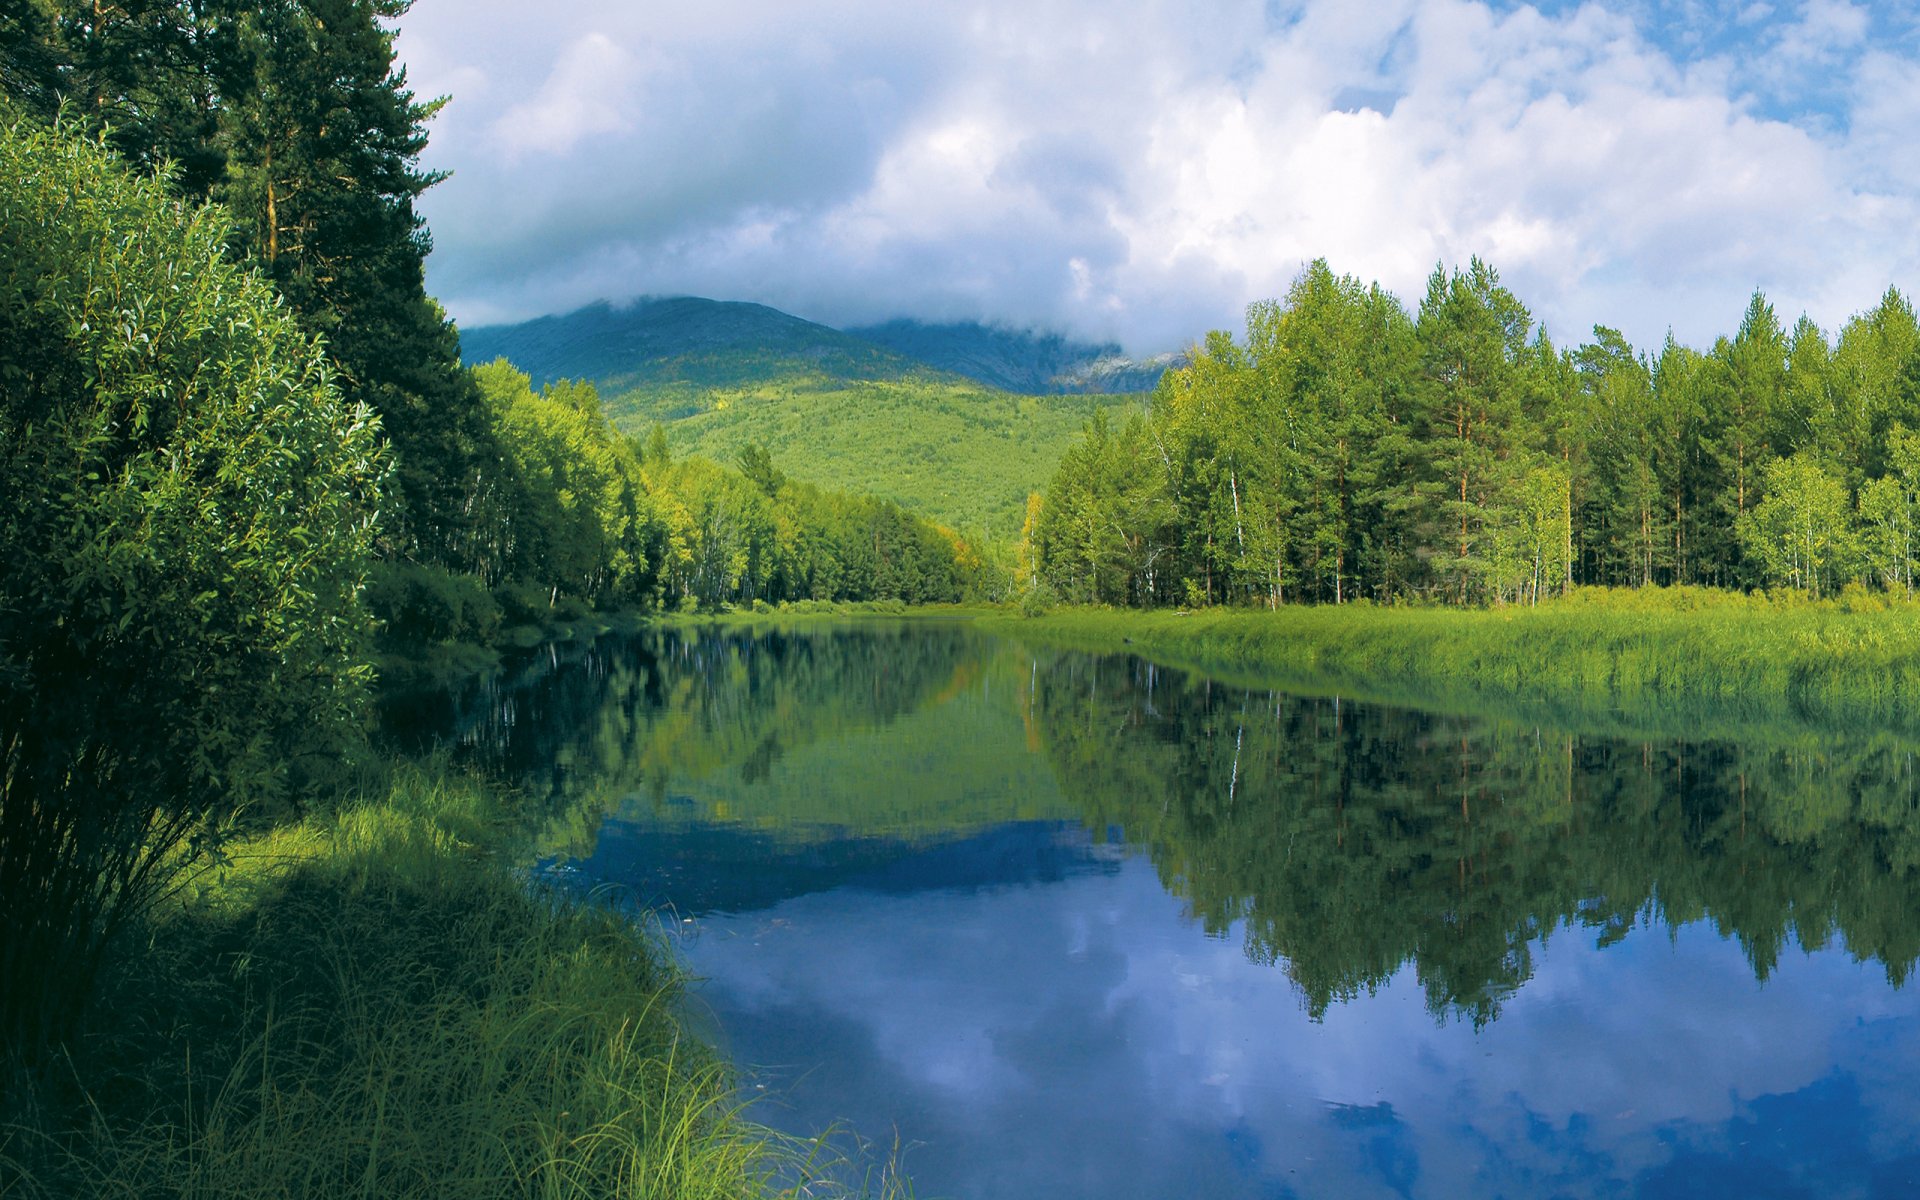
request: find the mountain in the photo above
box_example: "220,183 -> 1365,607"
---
461,298 -> 1178,398
457,297 -> 1157,536
846,319 -> 1176,394
458,297 -> 919,403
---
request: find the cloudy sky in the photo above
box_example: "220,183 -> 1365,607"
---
394,0 -> 1920,355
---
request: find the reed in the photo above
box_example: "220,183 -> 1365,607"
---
2,765 -> 908,1199
988,586 -> 1920,742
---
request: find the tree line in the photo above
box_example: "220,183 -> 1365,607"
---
1028,257 -> 1920,606
1,0 -> 979,630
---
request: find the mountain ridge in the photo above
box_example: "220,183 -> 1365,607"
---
458,297 -> 1175,397
457,297 -> 923,397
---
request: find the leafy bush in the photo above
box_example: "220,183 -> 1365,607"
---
365,561 -> 504,645
0,109 -> 384,1054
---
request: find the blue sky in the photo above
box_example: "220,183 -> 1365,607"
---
395,0 -> 1920,356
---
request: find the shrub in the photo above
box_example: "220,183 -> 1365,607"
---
0,109 -> 385,1055
365,561 -> 504,645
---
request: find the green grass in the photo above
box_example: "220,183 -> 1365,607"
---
985,586 -> 1920,743
1,764 -> 909,1200
608,374 -> 1138,538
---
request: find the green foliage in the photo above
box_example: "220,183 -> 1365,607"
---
1737,453 -> 1855,595
0,108 -> 385,1051
638,435 -> 985,610
461,300 -> 1151,543
607,371 -> 1137,539
4,0 -> 505,572
1036,256 -> 1920,610
2,765 -> 909,1198
364,560 -> 503,645
992,591 -> 1920,737
1858,425 -> 1920,593
1033,409 -> 1170,604
1019,581 -> 1056,618
473,360 -> 665,604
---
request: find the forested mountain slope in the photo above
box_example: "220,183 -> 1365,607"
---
460,298 -> 1148,537
461,297 -> 1177,396
629,375 -> 1135,537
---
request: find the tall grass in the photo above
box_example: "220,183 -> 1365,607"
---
988,586 -> 1920,742
2,765 -> 907,1199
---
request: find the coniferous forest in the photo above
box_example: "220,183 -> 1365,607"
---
1032,258 -> 1920,608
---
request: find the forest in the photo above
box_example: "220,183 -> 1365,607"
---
1030,258 -> 1920,608
0,0 -> 971,1040
0,3 -> 922,1196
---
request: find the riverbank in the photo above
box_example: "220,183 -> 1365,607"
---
984,587 -> 1920,742
1,761 -> 902,1199
376,598 -> 994,697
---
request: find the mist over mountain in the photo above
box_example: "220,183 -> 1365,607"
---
459,298 -> 1176,396
456,296 -> 1152,536
457,297 -> 915,395
846,319 -> 1176,394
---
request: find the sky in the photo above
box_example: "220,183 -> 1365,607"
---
393,0 -> 1920,356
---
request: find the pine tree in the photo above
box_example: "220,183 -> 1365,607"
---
1408,259 -> 1534,601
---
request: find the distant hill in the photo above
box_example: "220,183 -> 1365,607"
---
610,374 -> 1137,537
458,298 -> 919,405
457,297 -> 1159,536
461,297 -> 1178,398
846,319 -> 1176,394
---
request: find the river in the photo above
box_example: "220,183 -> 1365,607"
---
400,620 -> 1920,1198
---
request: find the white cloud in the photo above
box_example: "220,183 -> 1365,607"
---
394,0 -> 1920,355
492,33 -> 640,160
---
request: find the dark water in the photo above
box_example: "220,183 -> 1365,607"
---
409,622 -> 1920,1199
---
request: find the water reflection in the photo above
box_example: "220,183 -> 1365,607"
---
400,622 -> 1920,1198
1027,650 -> 1920,1022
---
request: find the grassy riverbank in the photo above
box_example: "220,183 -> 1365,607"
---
1,763 -> 899,1200
986,586 -> 1920,741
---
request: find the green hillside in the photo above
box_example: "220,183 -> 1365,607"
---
608,374 -> 1137,537
460,298 -> 1145,538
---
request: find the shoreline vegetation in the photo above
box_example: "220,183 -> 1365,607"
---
3,760 -> 910,1199
985,587 -> 1920,746
402,587 -> 1920,748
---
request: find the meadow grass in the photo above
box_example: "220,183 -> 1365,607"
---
1,764 -> 907,1200
985,586 -> 1920,744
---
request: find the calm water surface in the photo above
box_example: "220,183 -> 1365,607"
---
410,622 -> 1920,1199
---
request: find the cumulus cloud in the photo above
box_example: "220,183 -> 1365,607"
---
492,33 -> 640,160
395,0 -> 1920,354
